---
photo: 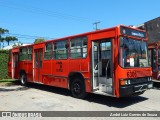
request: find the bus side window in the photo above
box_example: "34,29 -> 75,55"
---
44,43 -> 52,60
70,36 -> 88,59
20,48 -> 27,61
28,47 -> 32,60
52,40 -> 68,59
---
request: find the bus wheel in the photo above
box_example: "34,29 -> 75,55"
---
20,73 -> 27,86
71,78 -> 87,99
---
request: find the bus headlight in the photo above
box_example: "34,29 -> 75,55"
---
128,80 -> 131,84
120,79 -> 131,85
148,77 -> 152,81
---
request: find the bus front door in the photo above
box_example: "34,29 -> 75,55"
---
34,49 -> 43,83
92,39 -> 113,95
92,42 -> 99,90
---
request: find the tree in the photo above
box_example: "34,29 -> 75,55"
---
34,38 -> 45,44
0,28 -> 9,48
2,36 -> 18,45
12,42 -> 23,48
0,36 -> 4,48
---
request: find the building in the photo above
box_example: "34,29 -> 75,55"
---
137,17 -> 160,43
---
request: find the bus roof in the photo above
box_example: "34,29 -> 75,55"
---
11,25 -> 146,50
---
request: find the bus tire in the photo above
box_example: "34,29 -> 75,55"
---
20,73 -> 27,86
70,78 -> 87,99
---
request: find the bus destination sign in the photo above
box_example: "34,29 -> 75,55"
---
120,26 -> 146,38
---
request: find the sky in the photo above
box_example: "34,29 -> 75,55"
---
0,0 -> 160,46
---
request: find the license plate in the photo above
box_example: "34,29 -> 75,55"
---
148,84 -> 153,88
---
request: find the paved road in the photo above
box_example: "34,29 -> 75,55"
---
0,81 -> 160,120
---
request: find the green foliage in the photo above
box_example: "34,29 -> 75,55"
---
0,28 -> 9,34
34,38 -> 45,44
0,27 -> 9,49
0,79 -> 18,86
2,36 -> 18,45
0,50 -> 9,80
12,42 -> 23,48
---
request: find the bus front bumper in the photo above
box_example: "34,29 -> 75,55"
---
119,82 -> 153,97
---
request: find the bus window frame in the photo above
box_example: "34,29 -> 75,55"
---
52,40 -> 68,60
70,36 -> 88,59
19,47 -> 27,61
44,42 -> 52,60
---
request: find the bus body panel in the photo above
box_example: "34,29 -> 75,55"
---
8,25 -> 152,98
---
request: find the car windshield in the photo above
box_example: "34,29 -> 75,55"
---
119,37 -> 149,68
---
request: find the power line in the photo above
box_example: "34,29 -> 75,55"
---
5,33 -> 52,39
0,0 -> 95,22
2,33 -> 53,44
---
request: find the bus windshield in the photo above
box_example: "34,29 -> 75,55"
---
119,37 -> 149,68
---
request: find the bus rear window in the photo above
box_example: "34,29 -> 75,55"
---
44,43 -> 52,60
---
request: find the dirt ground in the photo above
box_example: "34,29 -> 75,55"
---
0,81 -> 160,120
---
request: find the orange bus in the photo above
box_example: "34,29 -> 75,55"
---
8,25 -> 153,98
148,42 -> 160,81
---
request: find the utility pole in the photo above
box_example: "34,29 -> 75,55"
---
93,21 -> 101,30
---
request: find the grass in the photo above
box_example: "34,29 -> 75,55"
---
0,79 -> 19,86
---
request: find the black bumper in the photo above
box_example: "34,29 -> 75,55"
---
119,82 -> 153,97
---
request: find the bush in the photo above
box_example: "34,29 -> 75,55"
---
0,50 -> 9,80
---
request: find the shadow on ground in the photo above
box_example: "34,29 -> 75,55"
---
26,82 -> 148,108
0,80 -> 29,92
153,82 -> 160,90
0,81 -> 148,108
85,93 -> 148,108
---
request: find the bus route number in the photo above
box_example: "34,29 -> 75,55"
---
127,70 -> 137,78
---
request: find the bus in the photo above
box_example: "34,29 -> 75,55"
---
8,25 -> 153,98
148,42 -> 160,81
